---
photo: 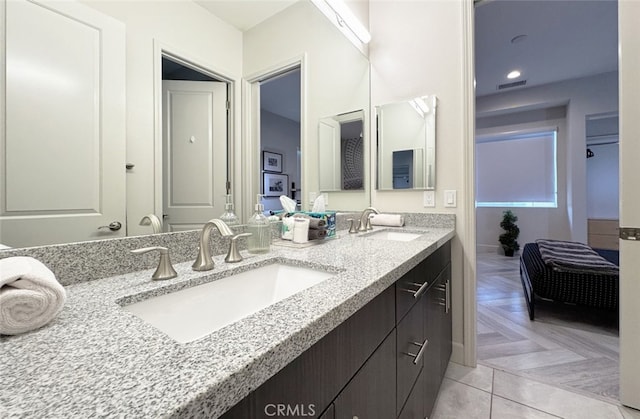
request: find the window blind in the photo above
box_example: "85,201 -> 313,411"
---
476,130 -> 557,207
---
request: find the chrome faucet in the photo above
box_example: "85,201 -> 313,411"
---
358,207 -> 380,232
192,219 -> 234,271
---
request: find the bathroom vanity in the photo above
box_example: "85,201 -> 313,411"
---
221,241 -> 451,419
0,218 -> 454,418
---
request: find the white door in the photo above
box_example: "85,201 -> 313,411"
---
0,0 -> 126,248
162,80 -> 227,232
318,118 -> 341,191
619,0 -> 640,410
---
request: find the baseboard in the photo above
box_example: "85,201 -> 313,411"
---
477,244 -> 500,254
451,342 -> 470,366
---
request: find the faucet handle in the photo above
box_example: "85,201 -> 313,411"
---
225,233 -> 252,263
365,215 -> 374,231
131,246 -> 178,280
347,219 -> 359,234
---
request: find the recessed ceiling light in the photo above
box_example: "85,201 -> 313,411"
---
507,70 -> 521,79
511,34 -> 528,44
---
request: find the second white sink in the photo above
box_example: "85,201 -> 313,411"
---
365,230 -> 422,242
122,263 -> 335,343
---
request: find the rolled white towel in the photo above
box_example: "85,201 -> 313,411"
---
370,214 -> 405,227
0,256 -> 66,335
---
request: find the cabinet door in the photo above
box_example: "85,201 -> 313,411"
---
319,403 -> 335,419
396,294 -> 427,415
334,331 -> 396,419
440,264 -> 453,377
249,286 -> 394,418
424,283 -> 443,418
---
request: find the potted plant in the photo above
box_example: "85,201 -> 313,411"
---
499,210 -> 520,257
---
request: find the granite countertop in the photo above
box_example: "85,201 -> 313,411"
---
0,226 -> 455,418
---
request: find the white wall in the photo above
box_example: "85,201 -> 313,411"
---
476,71 -> 619,244
260,110 -> 301,212
243,1 -> 371,214
81,1 -> 243,236
586,143 -> 619,219
370,0 -> 472,364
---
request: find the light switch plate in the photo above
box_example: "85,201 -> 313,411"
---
322,193 -> 329,206
308,192 -> 317,205
444,190 -> 457,208
423,190 -> 435,207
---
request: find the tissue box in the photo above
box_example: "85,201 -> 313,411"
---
283,211 -> 336,238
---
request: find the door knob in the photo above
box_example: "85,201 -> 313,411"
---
98,221 -> 122,231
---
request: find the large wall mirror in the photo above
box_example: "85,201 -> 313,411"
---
0,0 -> 371,248
376,95 -> 437,190
243,0 -> 371,215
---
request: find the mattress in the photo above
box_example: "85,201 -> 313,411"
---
521,242 -> 618,310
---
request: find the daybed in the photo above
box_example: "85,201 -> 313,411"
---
519,240 -> 619,320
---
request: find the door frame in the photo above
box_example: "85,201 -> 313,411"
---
152,41 -> 235,226
462,0 -> 477,367
242,55 -> 306,223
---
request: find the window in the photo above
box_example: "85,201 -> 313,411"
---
476,129 -> 557,208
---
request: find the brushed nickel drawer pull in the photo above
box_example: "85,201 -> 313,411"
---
446,279 -> 451,313
400,281 -> 429,298
406,339 -> 429,364
413,281 -> 430,299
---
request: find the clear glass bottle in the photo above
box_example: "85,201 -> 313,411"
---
247,194 -> 271,254
219,194 -> 239,226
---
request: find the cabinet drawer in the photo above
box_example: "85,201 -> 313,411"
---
396,242 -> 451,323
396,295 -> 426,415
334,330 -> 396,419
398,368 -> 426,419
396,258 -> 429,323
247,285 -> 394,418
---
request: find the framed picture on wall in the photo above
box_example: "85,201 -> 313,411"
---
263,151 -> 283,173
263,173 -> 289,197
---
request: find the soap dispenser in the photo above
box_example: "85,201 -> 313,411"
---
247,194 -> 271,254
219,194 -> 239,226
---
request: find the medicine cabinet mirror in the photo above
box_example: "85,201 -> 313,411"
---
376,95 -> 437,191
318,110 -> 365,192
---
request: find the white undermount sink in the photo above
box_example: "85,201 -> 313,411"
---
122,263 -> 335,343
365,230 -> 422,242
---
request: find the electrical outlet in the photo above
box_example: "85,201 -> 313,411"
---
322,193 -> 329,206
308,191 -> 317,205
444,190 -> 457,207
423,190 -> 435,207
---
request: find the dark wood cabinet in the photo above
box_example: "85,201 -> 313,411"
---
318,403 -> 334,419
221,240 -> 452,419
422,262 -> 453,418
334,331 -> 396,419
250,285 -> 394,418
398,368 -> 426,419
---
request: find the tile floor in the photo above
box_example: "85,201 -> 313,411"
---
429,251 -> 640,418
476,251 -> 619,401
431,362 -> 640,419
